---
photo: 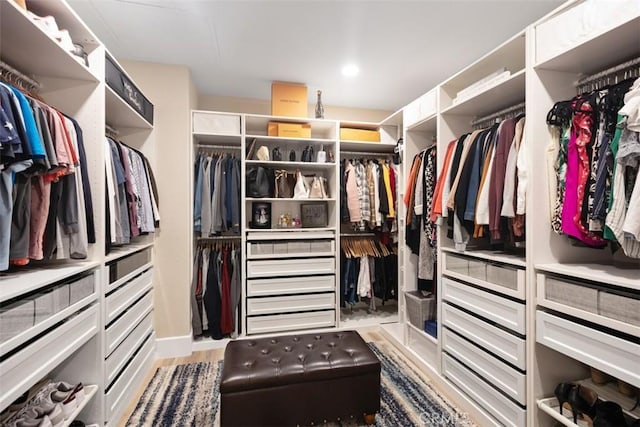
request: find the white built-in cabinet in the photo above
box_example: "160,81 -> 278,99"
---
382,1 -> 640,426
0,0 -> 156,425
189,111 -> 403,346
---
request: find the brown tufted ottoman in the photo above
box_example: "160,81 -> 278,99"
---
220,330 -> 381,426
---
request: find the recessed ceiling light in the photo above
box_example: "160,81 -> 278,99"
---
342,64 -> 359,77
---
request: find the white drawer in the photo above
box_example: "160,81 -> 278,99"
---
467,259 -> 486,282
407,325 -> 439,372
247,257 -> 335,278
535,1 -> 640,66
443,354 -> 526,427
247,310 -> 335,335
105,312 -> 153,387
536,311 -> 640,388
247,275 -> 335,297
106,333 -> 155,419
443,303 -> 525,370
248,293 -> 335,315
106,268 -> 152,323
443,278 -> 525,334
106,292 -> 153,356
443,329 -> 526,405
0,305 -> 98,409
192,111 -> 241,135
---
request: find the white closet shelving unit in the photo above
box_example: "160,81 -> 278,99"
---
189,110 -> 242,351
101,52 -> 156,426
381,2 -> 640,427
528,1 -> 640,426
1,0 -> 157,424
338,113 -> 403,329
243,114 -> 338,335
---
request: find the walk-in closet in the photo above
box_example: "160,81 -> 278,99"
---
1,0 -> 638,426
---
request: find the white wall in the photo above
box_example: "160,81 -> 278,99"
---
120,60 -> 194,339
199,94 -> 392,122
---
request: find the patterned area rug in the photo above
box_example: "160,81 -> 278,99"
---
126,342 -> 476,426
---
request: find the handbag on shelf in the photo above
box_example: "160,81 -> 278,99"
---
272,147 -> 282,161
308,176 -> 330,199
289,149 -> 296,162
256,146 -> 270,161
293,170 -> 309,199
246,167 -> 274,198
301,145 -> 314,162
274,169 -> 295,198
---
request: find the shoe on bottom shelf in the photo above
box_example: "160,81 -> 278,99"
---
8,414 -> 53,427
593,401 -> 628,427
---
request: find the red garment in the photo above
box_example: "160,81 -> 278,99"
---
220,248 -> 233,334
430,140 -> 457,222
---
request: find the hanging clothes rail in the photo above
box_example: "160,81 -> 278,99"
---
197,235 -> 241,241
105,123 -> 119,138
471,102 -> 526,129
576,56 -> 640,94
0,60 -> 41,91
340,150 -> 393,157
196,144 -> 241,150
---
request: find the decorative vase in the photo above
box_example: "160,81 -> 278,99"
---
315,90 -> 324,119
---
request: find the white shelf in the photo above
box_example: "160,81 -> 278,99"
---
406,114 -> 437,133
537,397 -> 592,427
576,378 -> 640,419
105,241 -> 154,264
245,198 -> 336,202
245,160 -> 336,170
245,134 -> 334,144
106,86 -> 153,130
536,262 -> 640,291
0,0 -> 99,83
0,262 -> 99,303
441,247 -> 526,268
62,384 -> 99,427
407,322 -> 438,345
441,69 -> 525,118
339,141 -> 396,153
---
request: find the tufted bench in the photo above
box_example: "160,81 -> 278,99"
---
219,330 -> 380,426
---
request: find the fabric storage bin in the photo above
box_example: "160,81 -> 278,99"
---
405,290 -> 436,329
0,299 -> 34,342
467,259 -> 486,281
546,277 -> 598,314
272,242 -> 288,254
445,253 -> 468,275
253,242 -> 273,255
108,248 -> 152,284
69,274 -> 95,305
193,112 -> 240,135
599,291 -> 640,326
287,241 -> 311,253
486,263 -> 519,291
310,240 -> 333,253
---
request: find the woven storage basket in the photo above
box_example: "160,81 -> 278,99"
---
405,290 -> 435,330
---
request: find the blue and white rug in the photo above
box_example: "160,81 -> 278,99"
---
126,342 -> 476,426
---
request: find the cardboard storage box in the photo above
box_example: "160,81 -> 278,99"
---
340,128 -> 380,142
0,299 -> 34,342
268,122 -> 311,138
271,82 -> 308,117
193,112 -> 240,135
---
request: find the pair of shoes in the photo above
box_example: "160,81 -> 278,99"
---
554,383 -> 598,424
593,401 -> 628,427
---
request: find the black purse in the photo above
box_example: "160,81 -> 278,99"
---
289,149 -> 296,161
301,145 -> 314,162
272,147 -> 282,161
246,167 -> 274,198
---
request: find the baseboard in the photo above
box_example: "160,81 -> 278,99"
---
155,333 -> 193,358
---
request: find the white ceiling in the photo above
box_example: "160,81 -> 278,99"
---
68,0 -> 563,111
